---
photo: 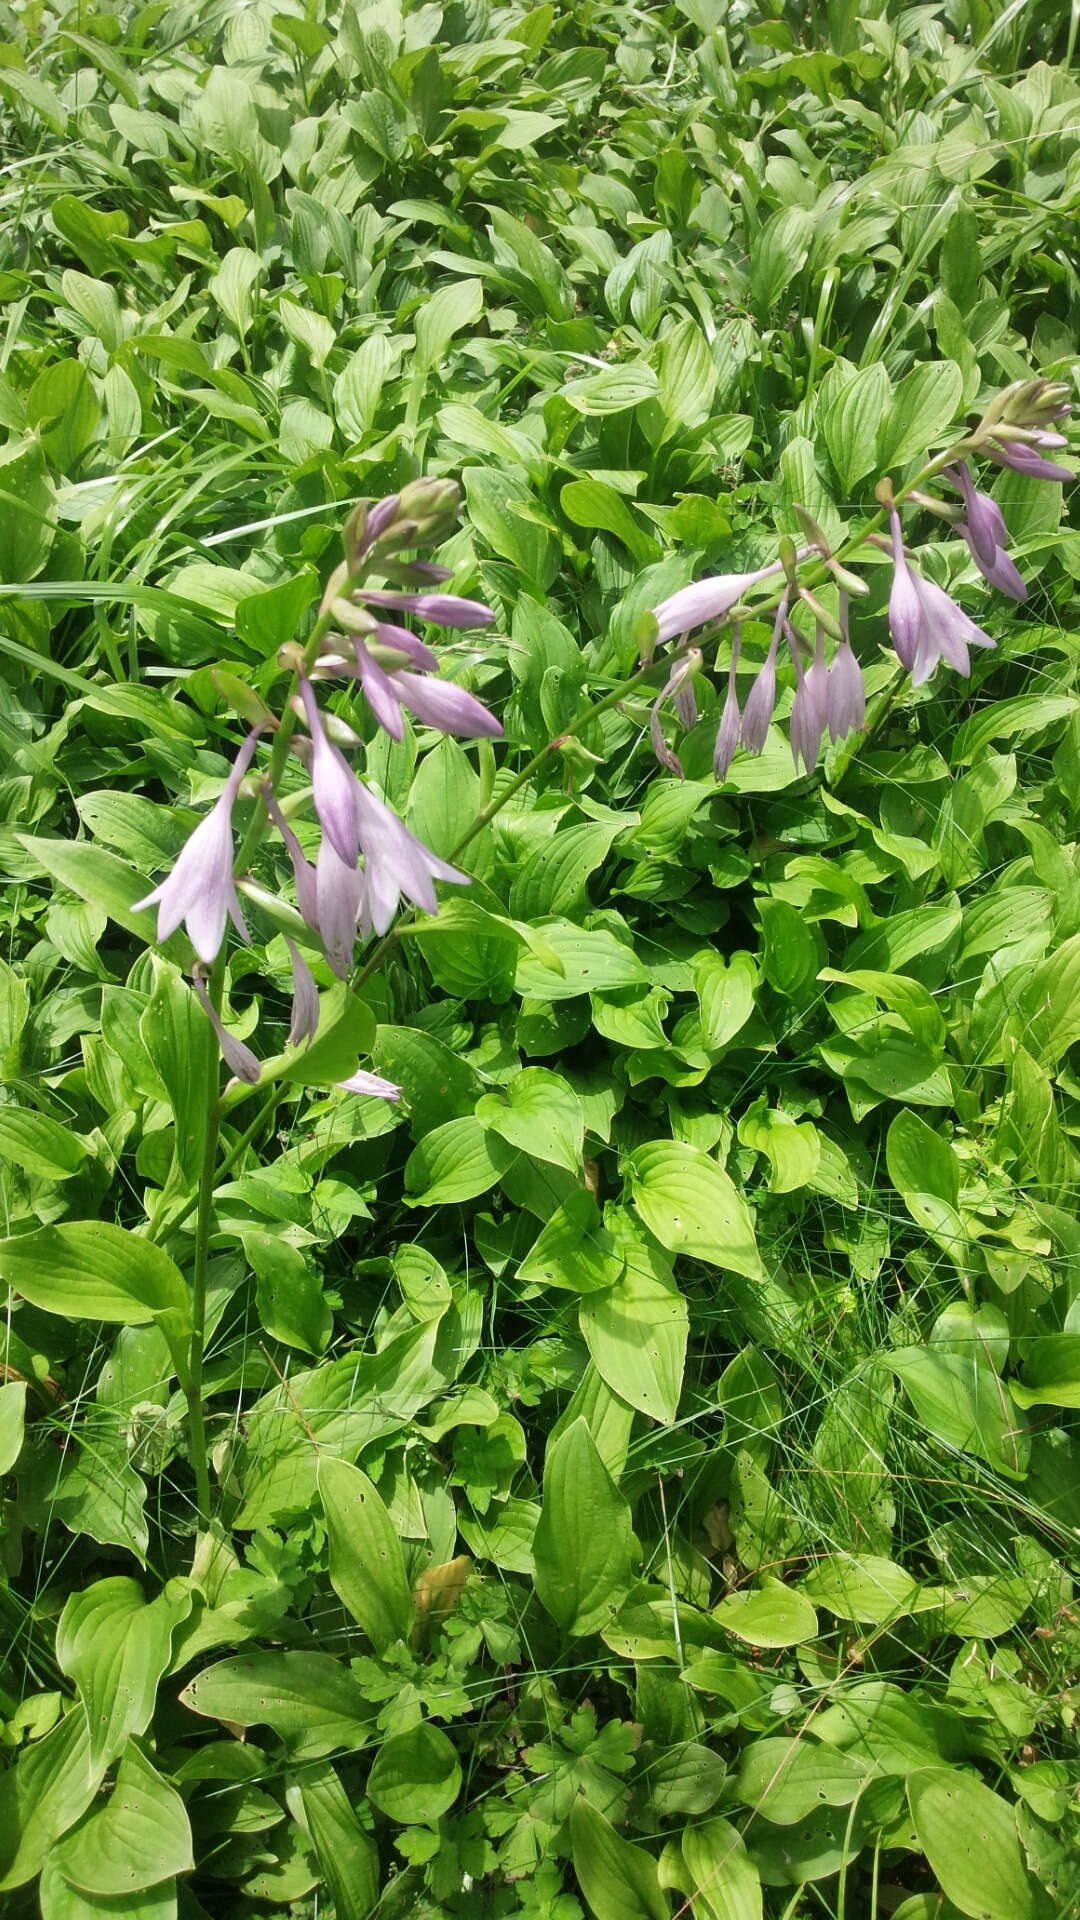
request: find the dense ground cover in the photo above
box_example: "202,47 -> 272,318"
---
1,1 -> 1080,1915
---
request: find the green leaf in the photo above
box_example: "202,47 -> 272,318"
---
694,950 -> 757,1049
0,1379 -> 26,1474
824,362 -> 892,491
736,1739 -> 870,1825
886,1111 -> 966,1264
800,1554 -> 917,1626
318,1455 -> 415,1652
889,1348 -> 1029,1478
560,479 -> 657,565
51,1743 -> 192,1897
273,983 -> 377,1088
580,1260 -> 688,1424
139,959 -> 214,1186
372,1026 -> 483,1136
515,924 -> 647,1000
289,1761 -> 379,1920
518,1190 -> 626,1294
680,1816 -> 762,1920
713,1578 -> 819,1649
0,437 -> 56,583
0,1107 -> 91,1180
56,1577 -> 193,1777
759,897 -> 823,998
208,247 -> 262,337
405,1116 -> 515,1204
180,1652 -> 374,1761
18,836 -> 191,961
569,1796 -> 669,1920
245,1231 -> 331,1355
37,1862 -> 176,1919
0,1711 -> 95,1893
627,1141 -> 761,1280
414,277 -> 484,369
475,1067 -> 584,1172
533,1418 -> 637,1638
464,467 -> 559,588
877,361 -> 963,470
366,1723 -> 461,1824
907,1770 -> 1035,1920
561,365 -> 659,414
0,1223 -> 190,1337
654,319 -> 717,439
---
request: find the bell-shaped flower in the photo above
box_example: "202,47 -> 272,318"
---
316,835 -> 364,978
888,508 -> 923,671
648,652 -> 702,779
826,598 -> 865,742
908,574 -> 993,687
359,588 -> 495,628
652,560 -> 785,645
193,973 -> 260,1085
300,679 -> 361,868
985,430 -> 1072,484
266,793 -> 319,932
284,937 -> 320,1047
134,728 -> 262,965
713,628 -> 742,781
787,622 -> 828,774
353,781 -> 469,934
947,463 -> 1027,601
739,599 -> 787,753
336,1068 -> 401,1102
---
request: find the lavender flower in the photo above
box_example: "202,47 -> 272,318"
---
336,1068 -> 401,1102
648,653 -> 701,778
266,793 -> 319,930
359,589 -> 494,628
888,508 -> 923,672
285,937 -> 320,1047
713,628 -> 742,781
826,598 -> 865,742
352,640 -> 502,741
300,678 -> 361,868
984,430 -> 1072,484
134,728 -> 261,965
947,463 -> 1027,601
316,835 -> 364,978
652,561 -> 786,645
739,599 -> 787,752
787,621 -> 827,774
193,973 -> 260,1085
354,781 -> 469,935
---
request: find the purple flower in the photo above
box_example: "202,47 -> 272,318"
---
353,781 -> 469,934
787,621 -> 827,774
193,973 -> 260,1085
284,937 -> 320,1047
652,561 -> 786,645
300,678 -> 361,868
713,628 -> 742,781
826,598 -> 865,742
352,641 -> 502,741
266,793 -> 319,931
984,431 -> 1072,484
316,835 -> 364,978
360,589 -> 495,628
888,508 -> 923,671
336,1068 -> 401,1102
739,599 -> 787,752
907,574 -> 993,686
648,653 -> 702,779
947,463 -> 1027,601
134,728 -> 262,964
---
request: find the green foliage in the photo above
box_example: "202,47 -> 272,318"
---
1,3 -> 1080,1919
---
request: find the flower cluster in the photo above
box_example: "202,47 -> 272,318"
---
647,379 -> 1072,782
136,480 -> 499,1095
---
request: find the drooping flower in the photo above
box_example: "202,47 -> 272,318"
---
787,621 -> 828,774
983,429 -> 1072,484
358,589 -> 495,628
739,598 -> 787,752
266,792 -> 319,931
648,652 -> 702,779
907,574 -> 994,686
299,678 -> 361,868
353,780 -> 469,935
351,638 -> 502,742
316,835 -> 364,978
946,463 -> 1026,601
193,972 -> 260,1085
336,1068 -> 401,1102
284,937 -> 320,1047
888,508 -> 923,671
826,597 -> 865,742
713,627 -> 742,781
652,560 -> 786,645
134,728 -> 262,965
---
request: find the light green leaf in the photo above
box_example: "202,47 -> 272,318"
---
560,478 -> 657,564
52,1743 -> 192,1896
245,1231 -> 331,1356
824,362 -> 892,491
681,1815 -> 762,1920
180,1652 -> 374,1761
405,1115 -> 514,1204
318,1455 -> 415,1652
289,1761 -> 379,1920
208,247 -> 261,337
475,1067 -> 583,1172
515,924 -> 646,1000
713,1578 -> 819,1648
889,1348 -> 1029,1479
907,1770 -> 1035,1920
580,1261 -> 688,1424
877,361 -> 963,470
886,1110 -> 966,1264
0,1711 -> 95,1892
56,1577 -> 192,1778
366,1723 -> 461,1824
562,364 -> 659,414
628,1141 -> 761,1280
414,277 -> 484,370
533,1418 -> 637,1638
518,1190 -> 626,1294
694,950 -> 757,1049
0,1107 -> 90,1180
569,1796 -> 669,1920
0,1223 -> 190,1337
801,1554 -> 917,1625
0,1379 -> 26,1474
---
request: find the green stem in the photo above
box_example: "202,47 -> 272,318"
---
186,954 -> 226,1527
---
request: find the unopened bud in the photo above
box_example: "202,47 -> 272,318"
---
634,608 -> 659,666
278,641 -> 307,674
366,641 -> 416,670
874,477 -> 895,507
824,556 -> 871,596
328,597 -> 376,633
797,588 -> 842,640
778,535 -> 799,587
397,476 -> 460,522
210,670 -> 276,728
907,489 -> 963,521
792,504 -> 831,556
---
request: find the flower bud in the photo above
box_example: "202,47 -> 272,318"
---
792,504 -> 831,555
328,596 -> 377,633
397,477 -> 461,522
210,670 -> 276,728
